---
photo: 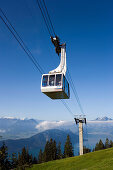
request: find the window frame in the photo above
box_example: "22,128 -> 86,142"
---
56,74 -> 62,87
49,74 -> 55,86
42,75 -> 48,87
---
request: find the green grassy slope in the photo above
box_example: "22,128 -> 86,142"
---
30,148 -> 113,170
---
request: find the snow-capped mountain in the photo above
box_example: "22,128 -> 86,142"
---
0,117 -> 42,140
94,116 -> 113,121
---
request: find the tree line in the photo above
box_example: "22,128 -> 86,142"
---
0,142 -> 36,170
0,136 -> 113,169
0,134 -> 73,169
93,138 -> 113,151
38,134 -> 73,163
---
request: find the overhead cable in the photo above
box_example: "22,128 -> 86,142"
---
67,68 -> 84,115
0,8 -> 44,74
35,0 -> 85,115
61,100 -> 74,117
0,8 -> 74,118
36,0 -> 52,36
42,0 -> 56,36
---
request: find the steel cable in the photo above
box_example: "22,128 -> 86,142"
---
0,9 -> 74,118
35,0 -> 85,115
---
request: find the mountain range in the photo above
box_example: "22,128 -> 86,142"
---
94,116 -> 113,121
0,116 -> 113,156
0,118 -> 42,140
0,129 -> 78,157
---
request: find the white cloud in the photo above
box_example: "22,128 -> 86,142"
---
1,116 -> 26,120
2,116 -> 16,119
35,120 -> 68,131
0,129 -> 6,133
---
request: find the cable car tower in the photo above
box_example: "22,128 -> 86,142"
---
74,115 -> 86,155
41,36 -> 70,99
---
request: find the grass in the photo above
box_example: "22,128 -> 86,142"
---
29,148 -> 113,170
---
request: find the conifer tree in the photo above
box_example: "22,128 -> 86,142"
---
18,152 -> 21,166
43,141 -> 50,162
57,142 -> 62,159
98,139 -> 104,150
64,135 -> 74,158
18,147 -> 32,168
52,140 -> 57,160
49,138 -> 53,160
26,148 -> 32,166
26,148 -> 29,163
94,142 -> 99,151
83,146 -> 91,154
33,156 -> 37,164
38,149 -> 43,163
0,142 -> 10,169
95,139 -> 104,151
11,153 -> 18,169
42,138 -> 57,162
110,140 -> 113,147
105,138 -> 110,149
21,147 -> 27,165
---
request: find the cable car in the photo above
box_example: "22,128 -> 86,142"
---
41,41 -> 70,99
41,73 -> 70,99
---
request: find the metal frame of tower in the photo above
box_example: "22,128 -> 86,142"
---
74,115 -> 86,155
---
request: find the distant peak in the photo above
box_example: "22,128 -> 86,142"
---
94,116 -> 112,121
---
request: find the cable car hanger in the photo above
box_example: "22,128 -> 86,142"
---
41,36 -> 70,99
50,37 -> 66,76
51,35 -> 61,56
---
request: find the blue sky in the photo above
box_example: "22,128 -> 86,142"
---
0,0 -> 113,121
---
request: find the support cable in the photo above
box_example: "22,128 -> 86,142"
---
67,68 -> 84,115
0,8 -> 44,74
36,0 -> 52,36
61,100 -> 74,117
35,0 -> 85,115
42,0 -> 56,36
